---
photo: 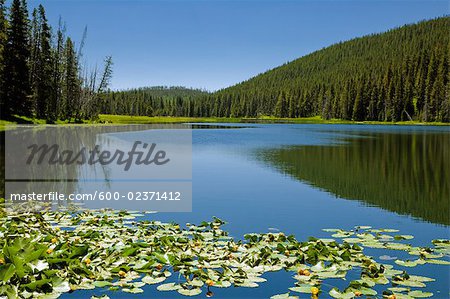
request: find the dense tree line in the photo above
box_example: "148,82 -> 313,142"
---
99,86 -> 208,117
102,17 -> 449,122
0,0 -> 112,122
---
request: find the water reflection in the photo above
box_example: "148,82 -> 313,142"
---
1,124 -> 192,212
257,132 -> 450,225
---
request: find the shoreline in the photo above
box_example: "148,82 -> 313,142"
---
1,114 -> 449,131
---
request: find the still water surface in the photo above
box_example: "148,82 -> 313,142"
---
41,123 -> 450,298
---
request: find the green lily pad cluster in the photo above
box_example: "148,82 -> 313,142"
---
0,210 -> 448,299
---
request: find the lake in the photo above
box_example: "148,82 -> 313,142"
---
3,124 -> 450,298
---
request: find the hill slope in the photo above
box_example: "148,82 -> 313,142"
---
212,17 -> 449,122
102,17 -> 449,122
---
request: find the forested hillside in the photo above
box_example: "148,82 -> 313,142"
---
214,16 -> 449,122
102,17 -> 449,122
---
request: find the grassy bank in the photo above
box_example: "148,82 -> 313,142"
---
99,114 -> 450,126
98,114 -> 243,124
1,114 -> 449,130
0,119 -> 18,131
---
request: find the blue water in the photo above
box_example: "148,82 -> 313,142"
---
66,124 -> 450,299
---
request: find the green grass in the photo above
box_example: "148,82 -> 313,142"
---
97,114 -> 243,124
0,115 -> 93,131
0,119 -> 17,131
0,114 -> 448,131
98,114 -> 450,126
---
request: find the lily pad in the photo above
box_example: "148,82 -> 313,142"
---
122,287 -> 144,294
177,287 -> 202,296
156,282 -> 181,291
408,290 -> 433,298
329,288 -> 355,299
395,259 -> 422,267
289,286 -> 313,294
425,259 -> 450,265
141,275 -> 166,285
270,292 -> 299,299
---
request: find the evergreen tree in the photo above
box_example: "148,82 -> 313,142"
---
54,17 -> 65,119
32,5 -> 54,120
62,37 -> 79,120
413,58 -> 426,117
0,0 -> 7,114
339,82 -> 350,119
431,56 -> 446,122
352,82 -> 365,121
29,7 -> 38,89
274,91 -> 288,117
3,0 -> 31,118
442,69 -> 450,122
322,88 -> 333,120
424,52 -> 438,122
367,84 -> 378,120
288,93 -> 297,118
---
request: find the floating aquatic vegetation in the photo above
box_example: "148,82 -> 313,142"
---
0,211 -> 448,298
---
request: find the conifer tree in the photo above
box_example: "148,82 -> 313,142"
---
54,17 -> 65,119
431,56 -> 446,122
352,83 -> 365,121
62,37 -> 79,120
3,0 -> 31,118
29,8 -> 38,89
441,70 -> 450,122
288,93 -> 297,118
424,52 -> 438,122
35,5 -> 54,121
0,0 -> 7,115
274,91 -> 288,118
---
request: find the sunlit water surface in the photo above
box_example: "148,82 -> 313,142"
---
51,123 -> 449,298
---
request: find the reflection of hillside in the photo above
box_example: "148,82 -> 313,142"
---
259,133 -> 450,225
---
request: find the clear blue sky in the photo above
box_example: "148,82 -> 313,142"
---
27,0 -> 448,91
